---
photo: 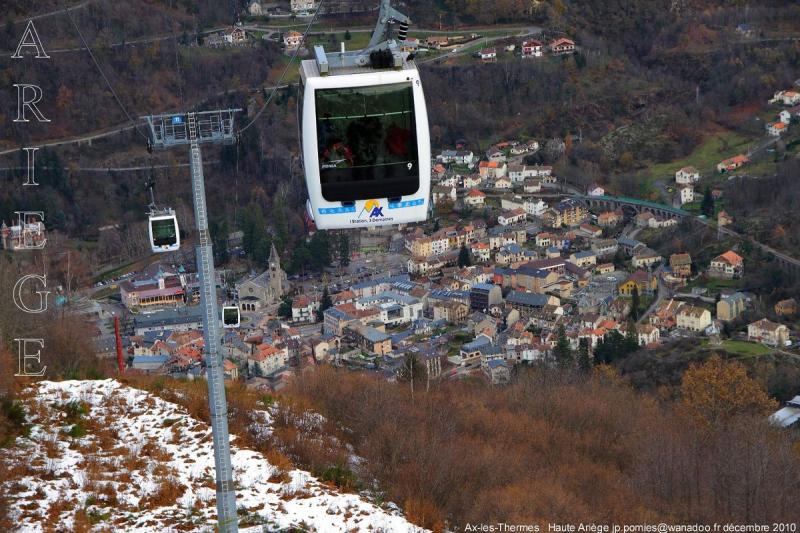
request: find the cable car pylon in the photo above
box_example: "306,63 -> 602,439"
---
142,108 -> 241,533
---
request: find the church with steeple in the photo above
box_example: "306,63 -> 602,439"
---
236,243 -> 289,312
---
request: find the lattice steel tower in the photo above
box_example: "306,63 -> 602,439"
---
143,109 -> 241,533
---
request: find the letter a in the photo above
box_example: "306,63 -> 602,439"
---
12,20 -> 50,59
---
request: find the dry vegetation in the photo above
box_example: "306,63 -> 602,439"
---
273,363 -> 800,531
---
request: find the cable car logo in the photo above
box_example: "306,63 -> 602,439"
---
361,199 -> 384,218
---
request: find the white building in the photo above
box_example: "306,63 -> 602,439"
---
675,166 -> 700,184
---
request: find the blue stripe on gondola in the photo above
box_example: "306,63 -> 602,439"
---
318,206 -> 357,215
388,199 -> 425,209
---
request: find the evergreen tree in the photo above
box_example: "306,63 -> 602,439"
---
344,29 -> 352,40
317,286 -> 332,321
625,321 -> 639,353
278,295 -> 292,318
338,233 -> 351,267
210,220 -> 230,266
458,244 -> 472,267
553,324 -> 573,369
309,231 -> 332,271
701,186 -> 715,217
631,285 -> 640,321
577,338 -> 592,373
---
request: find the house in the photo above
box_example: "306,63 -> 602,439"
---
0,216 -> 47,251
587,184 -> 605,197
224,26 -> 248,44
535,232 -> 552,248
345,324 -> 392,355
595,263 -> 615,275
637,324 -> 661,346
524,199 -> 547,217
437,150 -> 475,166
618,271 -> 657,296
678,185 -> 694,205
283,31 -> 304,49
669,253 -> 693,278
717,154 -> 749,173
247,0 -> 264,15
478,48 -> 497,61
709,250 -> 744,279
677,305 -> 712,332
248,343 -> 289,377
578,223 -> 602,238
483,359 -> 511,385
717,292 -> 747,321
464,188 -> 486,207
543,199 -> 587,228
505,291 -> 559,317
523,178 -> 542,193
498,208 -> 526,226
649,299 -> 686,330
425,36 -> 449,48
569,250 -> 597,269
119,263 -> 187,310
767,121 -> 788,136
549,38 -> 575,54
779,109 -> 792,124
748,318 -> 790,346
291,0 -> 318,13
718,211 -> 734,226
479,160 -> 507,179
470,241 -> 491,262
432,300 -> 469,324
771,90 -> 800,106
462,174 -> 482,188
675,166 -> 700,184
432,185 -> 457,205
597,210 -> 622,227
521,39 -> 543,57
493,176 -> 513,189
632,248 -> 662,269
775,298 -> 797,317
487,147 -> 506,162
292,294 -> 319,323
470,283 -> 502,311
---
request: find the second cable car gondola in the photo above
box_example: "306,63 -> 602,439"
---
222,306 -> 240,328
300,0 -> 430,230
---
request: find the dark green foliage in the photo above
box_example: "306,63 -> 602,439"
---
553,325 -> 573,369
458,244 -> 472,267
577,338 -> 592,374
278,296 -> 293,318
321,463 -> 359,491
317,286 -> 332,321
701,186 -> 715,218
594,329 -> 640,364
338,233 -> 351,267
631,285 -> 640,321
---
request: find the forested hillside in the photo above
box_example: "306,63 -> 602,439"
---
1,0 -> 799,263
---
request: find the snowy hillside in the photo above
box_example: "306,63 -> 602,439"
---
0,380 -> 427,532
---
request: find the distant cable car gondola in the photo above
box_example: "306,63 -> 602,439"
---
222,306 -> 240,328
145,178 -> 180,253
300,0 -> 430,230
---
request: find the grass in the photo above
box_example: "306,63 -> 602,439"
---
702,339 -> 773,358
639,131 -> 754,186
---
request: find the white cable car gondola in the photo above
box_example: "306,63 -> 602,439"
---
148,209 -> 180,253
300,0 -> 430,230
222,306 -> 240,328
145,179 -> 180,253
